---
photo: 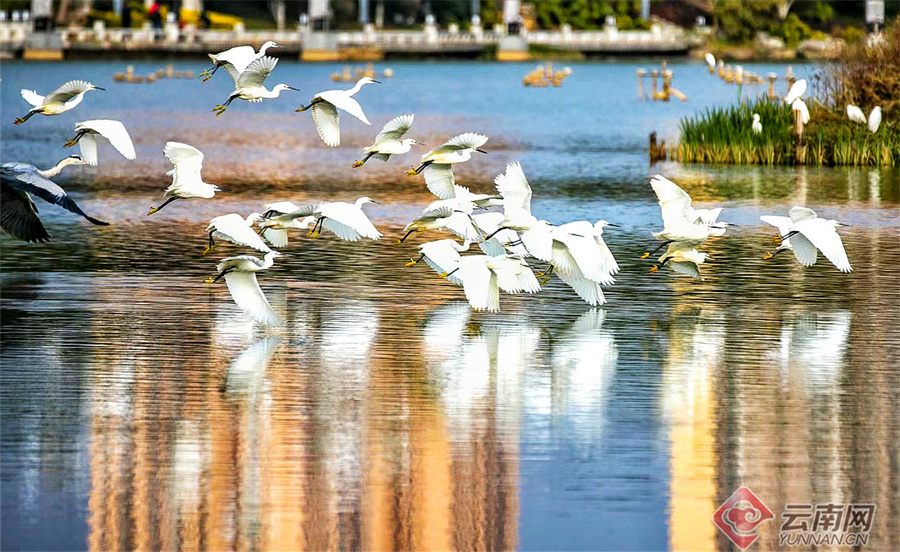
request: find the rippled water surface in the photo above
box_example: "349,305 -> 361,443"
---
2,60 -> 899,551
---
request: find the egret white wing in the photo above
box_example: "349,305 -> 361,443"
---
45,80 -> 94,103
668,261 -> 703,280
78,134 -> 99,166
223,272 -> 282,327
312,101 -> 341,147
760,215 -> 793,236
319,90 -> 370,124
318,203 -> 381,241
423,164 -> 456,200
77,120 -> 136,161
494,162 -> 532,218
21,89 -> 44,107
788,206 -> 818,223
796,220 -> 852,272
557,270 -> 606,306
784,79 -> 807,104
375,114 -> 413,142
215,45 -> 257,73
789,232 -> 819,267
264,201 -> 302,216
520,226 -> 553,261
237,56 -> 277,88
446,132 -> 488,150
459,258 -> 499,312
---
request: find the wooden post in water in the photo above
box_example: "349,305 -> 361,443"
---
636,69 -> 647,101
767,73 -> 778,101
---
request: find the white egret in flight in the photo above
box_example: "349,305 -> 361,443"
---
406,133 -> 489,199
213,56 -> 298,116
483,162 -> 554,262
447,254 -> 541,312
307,197 -> 382,241
64,120 -> 136,166
1,156 -> 108,242
296,77 -> 380,147
205,250 -> 285,327
762,207 -> 852,272
405,238 -> 471,284
200,40 -> 279,82
149,142 -> 223,215
203,213 -> 271,256
14,80 -> 104,125
258,202 -> 317,247
641,175 -> 728,259
353,114 -> 423,167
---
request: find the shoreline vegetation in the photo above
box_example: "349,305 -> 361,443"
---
677,19 -> 899,167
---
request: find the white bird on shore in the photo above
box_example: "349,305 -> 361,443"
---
353,114 -> 423,167
762,207 -> 852,273
1,156 -> 108,243
406,133 -> 489,199
64,120 -> 136,166
642,175 -> 725,259
752,113 -> 762,134
213,56 -> 298,116
705,53 -> 716,73
205,250 -> 284,327
792,98 -> 810,124
203,213 -> 271,256
846,104 -> 867,124
649,242 -> 710,279
405,238 -> 471,283
307,197 -> 382,241
258,202 -> 316,247
867,106 -> 882,133
14,80 -> 104,125
784,79 -> 807,105
448,254 -> 541,312
296,77 -> 380,147
200,40 -> 279,82
149,142 -> 222,215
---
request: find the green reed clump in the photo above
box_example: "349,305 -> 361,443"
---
677,97 -> 899,166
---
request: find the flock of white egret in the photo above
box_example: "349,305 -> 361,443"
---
2,49 -> 856,327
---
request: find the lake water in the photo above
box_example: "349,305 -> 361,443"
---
1,60 -> 899,551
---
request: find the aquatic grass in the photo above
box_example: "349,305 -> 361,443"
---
677,98 -> 899,166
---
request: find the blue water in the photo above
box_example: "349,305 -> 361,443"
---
2,60 -> 899,551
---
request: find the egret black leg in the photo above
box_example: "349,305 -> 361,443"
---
394,228 -> 417,245
641,240 -> 672,259
148,197 -> 178,215
353,152 -> 376,168
205,268 -> 232,284
13,111 -> 37,125
295,97 -> 324,113
64,130 -> 87,148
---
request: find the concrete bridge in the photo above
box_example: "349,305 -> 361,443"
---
1,0 -> 688,61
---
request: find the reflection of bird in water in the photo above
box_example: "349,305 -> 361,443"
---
778,311 -> 851,388
225,337 -> 282,397
649,242 -> 710,279
1,156 -> 108,243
